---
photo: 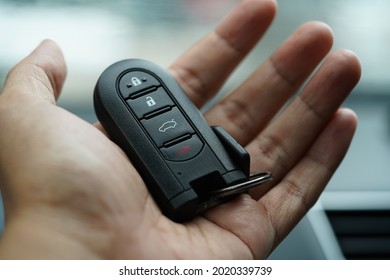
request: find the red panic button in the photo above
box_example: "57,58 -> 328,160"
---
177,145 -> 192,156
160,135 -> 204,161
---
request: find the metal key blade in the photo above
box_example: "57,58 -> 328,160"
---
210,172 -> 272,198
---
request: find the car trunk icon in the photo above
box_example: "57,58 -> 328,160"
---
159,119 -> 177,132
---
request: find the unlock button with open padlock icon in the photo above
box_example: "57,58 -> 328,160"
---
126,87 -> 175,119
146,96 -> 156,107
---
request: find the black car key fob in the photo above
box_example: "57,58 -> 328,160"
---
94,59 -> 271,222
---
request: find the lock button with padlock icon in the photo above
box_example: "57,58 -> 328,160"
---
131,77 -> 142,87
118,71 -> 161,98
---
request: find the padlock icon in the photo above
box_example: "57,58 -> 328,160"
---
131,77 -> 142,86
146,96 -> 156,107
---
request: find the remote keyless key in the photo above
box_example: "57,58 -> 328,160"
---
94,59 -> 271,222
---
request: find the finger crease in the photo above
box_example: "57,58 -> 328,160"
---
283,178 -> 311,213
169,65 -> 209,106
213,29 -> 244,57
30,63 -> 56,103
307,150 -> 335,177
268,56 -> 296,89
263,203 -> 280,252
255,132 -> 292,175
298,94 -> 327,123
208,218 -> 255,259
219,97 -> 254,134
264,177 -> 310,247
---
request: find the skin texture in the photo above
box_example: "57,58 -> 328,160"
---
0,0 -> 361,259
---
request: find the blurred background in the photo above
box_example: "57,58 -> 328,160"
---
0,0 -> 389,259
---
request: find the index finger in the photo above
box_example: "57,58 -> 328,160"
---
168,0 -> 277,108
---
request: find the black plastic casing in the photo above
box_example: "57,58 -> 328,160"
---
94,59 -> 249,222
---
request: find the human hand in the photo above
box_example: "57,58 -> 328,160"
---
0,0 -> 360,259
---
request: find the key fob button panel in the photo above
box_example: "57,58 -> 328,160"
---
94,59 -> 271,222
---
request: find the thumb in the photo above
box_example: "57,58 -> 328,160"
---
2,39 -> 67,104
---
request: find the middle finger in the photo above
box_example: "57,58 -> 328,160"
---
205,22 -> 333,145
